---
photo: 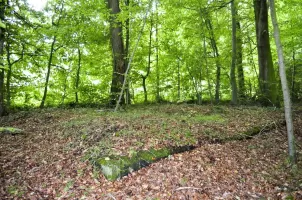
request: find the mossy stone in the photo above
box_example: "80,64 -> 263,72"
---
94,146 -> 194,181
0,127 -> 23,135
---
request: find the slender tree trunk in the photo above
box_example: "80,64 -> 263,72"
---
205,18 -> 221,104
5,36 -> 23,110
107,0 -> 126,105
269,0 -> 296,165
197,92 -> 202,105
247,32 -> 259,82
0,0 -> 6,116
177,59 -> 180,100
61,69 -> 70,105
40,2 -> 64,109
235,6 -> 244,100
142,17 -> 153,103
230,1 -> 238,105
124,0 -> 131,104
203,36 -> 213,104
75,47 -> 81,103
5,42 -> 11,109
254,0 -> 278,106
40,36 -> 56,108
291,50 -> 297,101
142,77 -> 147,102
155,1 -> 160,102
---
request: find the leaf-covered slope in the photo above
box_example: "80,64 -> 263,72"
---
0,105 -> 301,199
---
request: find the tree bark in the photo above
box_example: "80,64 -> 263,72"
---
124,0 -> 131,104
61,68 -> 71,105
254,0 -> 278,106
203,36 -> 213,104
269,0 -> 296,165
155,1 -> 160,102
291,50 -> 297,101
107,0 -> 126,105
230,0 -> 238,105
142,16 -> 153,103
0,0 -> 6,116
75,47 -> 81,103
235,4 -> 244,100
142,77 -> 147,102
5,33 -> 23,110
177,59 -> 180,100
5,42 -> 12,109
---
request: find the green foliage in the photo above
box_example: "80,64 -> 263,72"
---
0,0 -> 301,110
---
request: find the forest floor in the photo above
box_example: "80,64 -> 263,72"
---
0,104 -> 302,200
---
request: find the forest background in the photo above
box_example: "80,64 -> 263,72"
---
0,0 -> 301,114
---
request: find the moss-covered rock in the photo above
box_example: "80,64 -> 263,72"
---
94,146 -> 194,181
0,127 -> 23,135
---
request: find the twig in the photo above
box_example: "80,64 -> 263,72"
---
259,122 -> 271,135
106,193 -> 117,200
174,186 -> 204,191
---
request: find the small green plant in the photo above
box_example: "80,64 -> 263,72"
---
247,145 -> 257,149
180,177 -> 188,186
81,133 -> 88,140
7,185 -> 24,197
128,148 -> 138,158
64,180 -> 74,192
77,169 -> 84,177
92,168 -> 100,179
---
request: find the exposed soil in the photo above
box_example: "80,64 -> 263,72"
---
0,105 -> 302,199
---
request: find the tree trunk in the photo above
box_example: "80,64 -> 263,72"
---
0,0 -> 6,116
124,0 -> 131,105
155,1 -> 160,102
5,41 -> 11,109
230,0 -> 238,105
75,47 -> 81,103
107,0 -> 126,105
197,92 -> 202,105
142,17 -> 153,103
205,18 -> 221,104
5,36 -> 23,110
247,32 -> 259,88
235,8 -> 244,100
204,44 -> 213,104
61,69 -> 70,105
40,36 -> 56,108
177,59 -> 180,100
291,50 -> 297,101
254,0 -> 278,106
40,2 -> 64,109
269,0 -> 296,165
142,77 -> 147,102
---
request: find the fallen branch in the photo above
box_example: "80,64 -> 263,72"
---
206,120 -> 286,144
